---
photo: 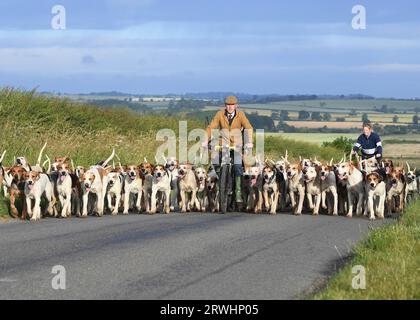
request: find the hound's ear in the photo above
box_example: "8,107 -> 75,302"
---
349,163 -> 354,174
297,163 -> 302,172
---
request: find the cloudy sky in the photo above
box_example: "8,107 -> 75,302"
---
0,0 -> 420,97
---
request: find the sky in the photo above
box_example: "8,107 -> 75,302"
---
0,0 -> 420,98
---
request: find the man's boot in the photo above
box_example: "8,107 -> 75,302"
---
235,176 -> 243,211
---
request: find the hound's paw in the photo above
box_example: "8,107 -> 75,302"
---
346,213 -> 353,218
322,204 -> 327,210
369,216 -> 376,221
332,212 -> 338,216
112,211 -> 118,216
123,211 -> 129,215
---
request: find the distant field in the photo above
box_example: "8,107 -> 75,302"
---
242,99 -> 420,112
267,132 -> 420,168
284,121 -> 408,129
267,133 -> 356,144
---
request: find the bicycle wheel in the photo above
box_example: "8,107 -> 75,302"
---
219,164 -> 230,214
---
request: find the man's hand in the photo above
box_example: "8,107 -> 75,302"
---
201,141 -> 208,149
245,143 -> 253,149
375,153 -> 382,158
351,150 -> 357,156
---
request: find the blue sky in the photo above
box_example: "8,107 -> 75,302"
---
1,0 -> 420,97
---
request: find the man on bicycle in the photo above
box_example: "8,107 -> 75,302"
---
202,95 -> 254,210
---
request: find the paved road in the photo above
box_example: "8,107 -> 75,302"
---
0,212 -> 386,299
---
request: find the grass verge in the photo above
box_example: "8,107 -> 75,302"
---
313,200 -> 420,300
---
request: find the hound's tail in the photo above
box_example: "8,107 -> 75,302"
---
36,142 -> 47,166
0,150 -> 6,164
101,149 -> 115,168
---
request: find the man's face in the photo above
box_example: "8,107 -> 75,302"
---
363,127 -> 372,137
225,104 -> 237,114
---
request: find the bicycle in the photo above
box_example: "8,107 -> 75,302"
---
211,144 -> 251,214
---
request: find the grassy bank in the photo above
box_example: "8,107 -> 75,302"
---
313,200 -> 420,300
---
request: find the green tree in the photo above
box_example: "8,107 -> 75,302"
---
323,113 -> 332,121
413,114 -> 419,125
298,110 -> 310,120
393,115 -> 399,123
280,110 -> 290,121
311,111 -> 322,121
362,113 -> 369,123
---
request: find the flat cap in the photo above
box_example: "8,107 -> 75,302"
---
224,95 -> 238,105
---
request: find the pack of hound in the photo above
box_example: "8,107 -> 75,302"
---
0,145 -> 418,221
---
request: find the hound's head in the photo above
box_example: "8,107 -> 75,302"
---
126,164 -> 140,180
52,156 -> 70,172
301,158 -> 312,170
275,159 -> 288,173
336,162 -> 353,181
82,171 -> 96,191
153,165 -> 167,181
75,166 -> 86,179
194,167 -> 207,183
366,172 -> 382,189
57,163 -> 71,182
406,168 -> 417,182
178,163 -> 192,179
361,157 -> 379,172
107,172 -> 120,187
244,165 -> 261,187
10,166 -> 26,181
262,166 -> 276,183
139,162 -> 154,177
206,176 -> 218,191
24,171 -> 40,190
286,163 -> 301,180
165,157 -> 178,171
382,159 -> 394,175
303,166 -> 317,183
388,169 -> 403,188
319,164 -> 332,181
16,156 -> 28,167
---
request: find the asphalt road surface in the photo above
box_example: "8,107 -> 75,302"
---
0,212 -> 386,299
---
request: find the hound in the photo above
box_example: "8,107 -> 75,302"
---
7,166 -> 27,219
178,163 -> 199,213
336,160 -> 364,217
106,171 -> 124,215
262,165 -> 280,214
303,166 -> 322,215
139,160 -> 154,213
274,150 -> 290,210
150,164 -> 171,214
319,162 -> 338,216
364,172 -> 386,220
386,167 -> 406,215
56,162 -> 81,218
165,156 -> 180,211
194,166 -> 207,212
405,163 -> 418,205
206,167 -> 219,213
81,167 -> 108,217
23,171 -> 56,221
286,163 -> 305,215
243,164 -> 263,213
0,150 -> 10,197
123,164 -> 143,214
